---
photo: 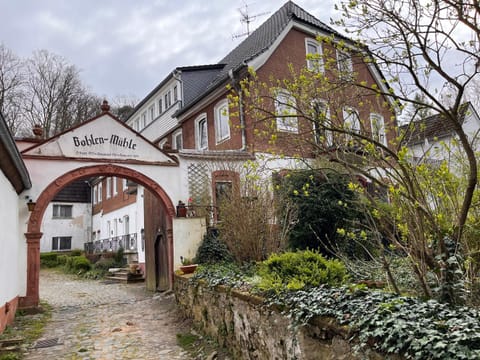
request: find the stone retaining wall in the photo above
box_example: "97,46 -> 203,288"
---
174,274 -> 399,359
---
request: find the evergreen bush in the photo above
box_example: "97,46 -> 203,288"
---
71,256 -> 91,272
195,230 -> 234,264
256,250 -> 348,292
40,252 -> 58,268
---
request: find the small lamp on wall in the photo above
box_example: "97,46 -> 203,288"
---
26,196 -> 36,211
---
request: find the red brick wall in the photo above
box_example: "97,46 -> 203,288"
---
180,94 -> 243,151
0,296 -> 18,334
93,177 -> 137,215
177,28 -> 395,155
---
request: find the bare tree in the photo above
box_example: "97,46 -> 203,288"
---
0,44 -> 25,135
23,49 -> 89,138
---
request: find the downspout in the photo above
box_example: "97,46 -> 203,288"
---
228,68 -> 247,151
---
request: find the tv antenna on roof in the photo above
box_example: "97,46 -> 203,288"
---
232,2 -> 269,40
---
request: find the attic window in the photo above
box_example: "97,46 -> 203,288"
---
305,39 -> 324,73
337,49 -> 353,80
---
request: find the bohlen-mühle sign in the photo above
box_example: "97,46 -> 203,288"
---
73,134 -> 137,149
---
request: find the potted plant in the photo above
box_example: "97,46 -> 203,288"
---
179,256 -> 198,274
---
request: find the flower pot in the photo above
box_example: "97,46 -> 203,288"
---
179,264 -> 198,274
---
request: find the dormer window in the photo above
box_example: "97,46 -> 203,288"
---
305,38 -> 324,73
149,105 -> 155,122
158,98 -> 163,114
214,99 -> 230,143
173,85 -> 178,102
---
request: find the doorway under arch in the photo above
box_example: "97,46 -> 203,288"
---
21,164 -> 175,308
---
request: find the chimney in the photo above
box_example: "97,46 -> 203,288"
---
32,124 -> 43,139
101,100 -> 110,113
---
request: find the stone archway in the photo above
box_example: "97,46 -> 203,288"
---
20,164 -> 175,308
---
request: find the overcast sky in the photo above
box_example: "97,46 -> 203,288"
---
0,1 -> 338,103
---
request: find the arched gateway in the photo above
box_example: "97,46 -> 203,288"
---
18,104 -> 196,308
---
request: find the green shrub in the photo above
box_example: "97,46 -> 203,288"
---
72,256 -> 91,272
93,257 -> 117,271
40,252 -> 58,268
57,255 -> 68,266
256,250 -> 348,292
64,255 -> 91,273
85,253 -> 101,264
114,248 -> 125,266
70,249 -> 82,256
275,170 -> 368,255
195,231 -> 234,264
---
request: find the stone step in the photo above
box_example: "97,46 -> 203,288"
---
104,275 -> 145,283
106,267 -> 144,283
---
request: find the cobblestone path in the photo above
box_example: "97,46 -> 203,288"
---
24,269 -> 192,360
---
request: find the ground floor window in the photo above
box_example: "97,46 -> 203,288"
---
52,236 -> 72,251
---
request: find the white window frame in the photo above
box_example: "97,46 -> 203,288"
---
214,99 -> 230,143
52,204 -> 73,218
159,139 -> 168,149
52,236 -> 72,251
123,178 -> 128,191
305,38 -> 324,73
343,106 -> 361,139
106,177 -> 111,199
141,112 -> 147,129
149,105 -> 155,122
93,186 -> 98,205
98,182 -> 103,203
158,98 -> 163,115
195,114 -> 208,150
173,85 -> 178,102
172,129 -> 183,150
275,89 -> 298,133
164,90 -> 172,109
113,176 -> 118,195
337,49 -> 353,79
134,118 -> 140,131
370,113 -> 386,145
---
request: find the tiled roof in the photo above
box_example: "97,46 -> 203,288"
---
0,112 -> 31,193
180,65 -> 225,106
53,180 -> 91,203
126,64 -> 223,122
400,103 -> 472,145
176,1 -> 346,117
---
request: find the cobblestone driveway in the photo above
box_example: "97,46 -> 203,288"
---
24,269 -> 192,360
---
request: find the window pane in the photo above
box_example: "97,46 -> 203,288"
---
199,119 -> 207,149
52,237 -> 58,250
53,205 -> 72,218
276,91 -> 298,132
216,104 -> 230,142
338,50 -> 353,79
306,40 -> 323,72
174,132 -> 183,150
60,237 -> 72,250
